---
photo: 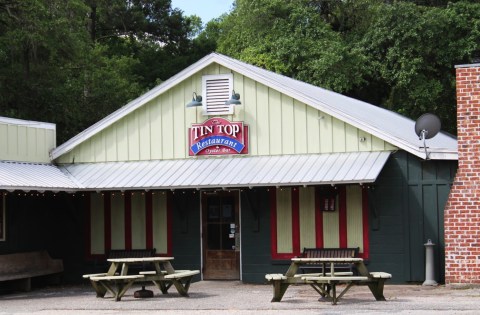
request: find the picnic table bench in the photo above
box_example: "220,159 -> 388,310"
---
88,275 -> 144,301
83,257 -> 199,301
265,257 -> 391,305
298,247 -> 359,273
0,251 -> 63,291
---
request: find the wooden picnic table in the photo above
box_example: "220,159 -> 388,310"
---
83,257 -> 199,301
265,257 -> 391,305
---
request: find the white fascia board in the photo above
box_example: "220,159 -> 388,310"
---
0,186 -> 78,192
0,116 -> 56,130
426,152 -> 458,160
402,146 -> 458,160
51,54 -> 219,160
76,180 -> 377,191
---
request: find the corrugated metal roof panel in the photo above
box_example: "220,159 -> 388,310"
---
0,161 -> 80,191
58,151 -> 392,190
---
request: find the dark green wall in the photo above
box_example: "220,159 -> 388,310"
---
0,193 -> 86,283
368,151 -> 456,283
170,192 -> 201,280
0,192 -> 202,284
240,188 -> 287,283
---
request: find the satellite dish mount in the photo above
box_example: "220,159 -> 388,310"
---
414,113 -> 441,160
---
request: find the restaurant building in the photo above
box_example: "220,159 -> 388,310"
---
0,53 -> 457,284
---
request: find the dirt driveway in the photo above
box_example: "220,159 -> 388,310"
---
0,281 -> 479,315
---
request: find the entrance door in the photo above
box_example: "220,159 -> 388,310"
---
202,191 -> 240,280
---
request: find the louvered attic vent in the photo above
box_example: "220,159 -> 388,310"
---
202,74 -> 233,115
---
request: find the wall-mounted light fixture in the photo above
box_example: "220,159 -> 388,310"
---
225,90 -> 241,105
186,92 -> 202,107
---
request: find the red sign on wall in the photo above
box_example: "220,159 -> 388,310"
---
189,117 -> 249,156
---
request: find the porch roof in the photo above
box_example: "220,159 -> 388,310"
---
58,151 -> 391,191
0,161 -> 79,192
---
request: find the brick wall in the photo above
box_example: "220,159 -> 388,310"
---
444,64 -> 480,286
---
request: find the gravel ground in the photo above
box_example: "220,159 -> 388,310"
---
1,281 -> 479,315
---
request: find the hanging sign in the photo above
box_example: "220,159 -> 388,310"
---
189,117 -> 249,156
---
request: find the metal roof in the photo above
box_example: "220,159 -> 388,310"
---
58,152 -> 391,191
51,53 -> 457,161
0,161 -> 80,191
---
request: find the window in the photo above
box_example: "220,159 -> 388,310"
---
0,194 -> 5,241
202,74 -> 233,115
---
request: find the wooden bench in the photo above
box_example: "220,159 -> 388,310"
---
107,249 -> 156,259
298,247 -> 359,274
0,251 -> 63,291
265,257 -> 391,305
163,270 -> 200,279
143,270 -> 200,297
89,275 -> 145,301
265,274 -> 287,281
84,269 -> 200,300
370,272 -> 392,279
293,271 -> 353,278
302,275 -> 369,281
301,271 -> 392,305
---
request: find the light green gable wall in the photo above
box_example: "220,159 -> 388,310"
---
0,120 -> 55,163
56,64 -> 396,163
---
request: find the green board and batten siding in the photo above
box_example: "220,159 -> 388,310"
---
367,151 -> 456,283
237,152 -> 456,284
0,119 -> 55,163
56,64 -> 395,164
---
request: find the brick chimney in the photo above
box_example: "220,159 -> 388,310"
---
444,63 -> 480,286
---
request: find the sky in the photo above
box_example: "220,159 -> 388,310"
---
171,0 -> 234,24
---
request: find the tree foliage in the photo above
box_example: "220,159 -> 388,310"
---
215,0 -> 480,134
355,1 -> 480,131
1,0 -> 479,142
0,0 -> 215,143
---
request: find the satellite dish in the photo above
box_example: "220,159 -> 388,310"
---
415,113 -> 441,140
414,113 -> 441,160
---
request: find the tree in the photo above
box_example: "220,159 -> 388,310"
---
214,0 -> 480,134
354,1 -> 480,132
0,1 -> 91,129
217,0 -> 368,92
0,0 -> 209,143
88,0 -> 205,89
